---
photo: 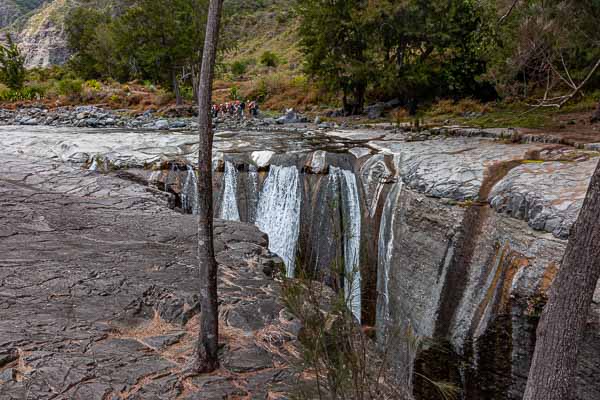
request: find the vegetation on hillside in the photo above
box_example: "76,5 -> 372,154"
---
0,33 -> 26,90
1,0 -> 599,129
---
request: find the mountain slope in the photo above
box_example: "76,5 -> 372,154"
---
4,0 -> 298,72
0,0 -> 47,28
15,0 -> 72,67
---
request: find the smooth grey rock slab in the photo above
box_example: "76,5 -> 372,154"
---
490,159 -> 597,238
0,154 -> 300,399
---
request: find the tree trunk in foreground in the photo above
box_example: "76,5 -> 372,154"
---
194,0 -> 224,374
523,159 -> 600,400
172,68 -> 182,106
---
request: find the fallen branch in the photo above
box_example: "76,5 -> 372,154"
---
525,57 -> 600,110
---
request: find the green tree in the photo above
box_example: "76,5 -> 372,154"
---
296,0 -> 374,115
366,0 -> 492,111
65,0 -> 220,103
65,5 -> 131,80
296,0 -> 492,114
113,0 -> 209,104
0,34 -> 26,90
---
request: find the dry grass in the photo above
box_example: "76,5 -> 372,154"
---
428,98 -> 491,117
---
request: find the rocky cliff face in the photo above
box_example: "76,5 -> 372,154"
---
15,0 -> 71,68
0,1 -> 22,28
1,123 -> 599,399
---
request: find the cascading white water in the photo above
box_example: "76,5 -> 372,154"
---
332,167 -> 362,322
248,165 -> 259,222
181,165 -> 199,214
377,181 -> 403,325
220,161 -> 240,221
255,165 -> 301,277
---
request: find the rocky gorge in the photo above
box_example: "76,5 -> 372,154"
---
1,118 -> 600,399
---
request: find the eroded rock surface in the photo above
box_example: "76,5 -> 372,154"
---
0,154 -> 298,399
2,124 -> 600,400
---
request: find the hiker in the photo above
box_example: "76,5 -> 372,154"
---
240,100 -> 246,119
235,100 -> 242,119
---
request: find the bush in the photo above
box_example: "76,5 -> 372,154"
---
260,51 -> 279,68
0,86 -> 45,102
230,60 -> 249,76
84,79 -> 101,91
57,78 -> 84,98
0,34 -> 26,90
229,85 -> 240,101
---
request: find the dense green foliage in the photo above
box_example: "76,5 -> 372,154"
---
296,0 -> 372,114
259,51 -> 279,67
0,34 -> 26,90
65,0 -> 211,100
297,0 -> 600,114
296,0 -> 491,114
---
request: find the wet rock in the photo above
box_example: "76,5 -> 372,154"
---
305,150 -> 328,174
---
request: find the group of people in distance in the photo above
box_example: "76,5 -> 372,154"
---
211,100 -> 259,119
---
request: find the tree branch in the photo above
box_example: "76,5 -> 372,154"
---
498,0 -> 520,25
526,57 -> 600,110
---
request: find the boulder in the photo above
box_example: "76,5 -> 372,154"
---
276,108 -> 308,124
366,103 -> 386,119
155,119 -> 170,130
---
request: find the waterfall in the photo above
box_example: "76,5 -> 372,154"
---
248,165 -> 259,222
332,167 -> 362,322
181,165 -> 199,214
220,161 -> 240,221
255,165 -> 301,277
377,181 -> 403,328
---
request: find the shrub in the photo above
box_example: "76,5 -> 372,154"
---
229,85 -> 240,101
0,34 -> 26,90
260,51 -> 279,68
230,60 -> 248,76
0,86 -> 45,102
84,79 -> 101,91
291,75 -> 308,88
57,78 -> 84,98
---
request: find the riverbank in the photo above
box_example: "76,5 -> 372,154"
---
1,117 -> 599,399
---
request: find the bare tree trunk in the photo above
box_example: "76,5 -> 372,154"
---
523,160 -> 600,400
194,0 -> 223,374
172,68 -> 182,106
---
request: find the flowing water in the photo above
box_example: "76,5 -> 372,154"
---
255,165 -> 301,277
220,161 -> 241,221
332,167 -> 363,322
181,165 -> 199,214
377,181 -> 403,325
